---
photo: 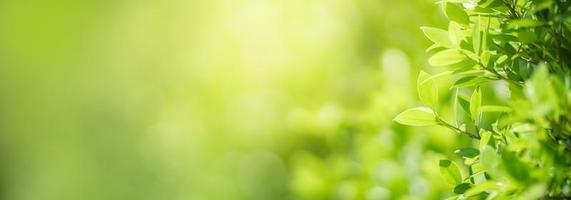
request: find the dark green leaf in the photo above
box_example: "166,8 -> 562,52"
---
454,183 -> 472,194
454,147 -> 480,158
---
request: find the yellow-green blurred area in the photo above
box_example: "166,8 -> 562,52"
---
0,0 -> 468,199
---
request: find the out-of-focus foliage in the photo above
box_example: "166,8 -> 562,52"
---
396,0 -> 571,199
7,0 -> 567,199
0,0 -> 455,199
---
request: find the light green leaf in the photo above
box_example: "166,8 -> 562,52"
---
472,15 -> 481,55
445,3 -> 470,25
469,87 -> 481,122
480,145 -> 499,178
495,55 -> 508,65
426,43 -> 441,52
393,107 -> 437,126
525,65 -> 549,101
421,26 -> 453,48
420,70 -> 453,85
482,17 -> 489,52
417,71 -> 439,108
448,21 -> 463,47
459,49 -> 479,61
454,69 -> 486,76
439,159 -> 463,185
429,49 -> 466,66
480,50 -> 491,67
452,76 -> 489,88
507,19 -> 546,29
479,129 -> 492,149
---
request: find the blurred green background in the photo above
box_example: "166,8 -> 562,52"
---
0,0 -> 469,199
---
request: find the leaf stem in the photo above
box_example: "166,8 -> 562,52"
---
436,116 -> 481,140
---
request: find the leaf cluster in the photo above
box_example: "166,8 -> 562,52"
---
395,0 -> 571,199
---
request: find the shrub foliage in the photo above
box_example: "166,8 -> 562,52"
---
395,0 -> 571,199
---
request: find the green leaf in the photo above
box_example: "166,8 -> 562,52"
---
469,87 -> 481,122
429,49 -> 466,66
480,105 -> 512,113
459,49 -> 479,62
454,183 -> 471,194
473,15 -> 481,55
393,107 -> 437,126
482,17 -> 489,52
419,70 -> 453,85
495,55 -> 508,65
502,151 -> 530,182
439,159 -> 463,185
480,145 -> 499,178
417,71 -> 439,108
421,26 -> 453,48
445,3 -> 470,25
457,95 -> 471,114
480,50 -> 491,67
479,129 -> 492,150
454,69 -> 486,76
519,30 -> 538,43
452,76 -> 489,88
506,19 -> 546,29
525,64 -> 549,100
448,21 -> 463,47
454,147 -> 480,158
426,43 -> 441,52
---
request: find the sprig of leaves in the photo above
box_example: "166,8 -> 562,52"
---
394,0 -> 571,198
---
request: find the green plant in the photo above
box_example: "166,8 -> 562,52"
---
394,0 -> 571,199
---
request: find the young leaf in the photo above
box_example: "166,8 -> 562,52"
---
429,49 -> 466,66
480,145 -> 499,178
445,3 -> 470,25
426,43 -> 441,52
439,159 -> 463,185
480,50 -> 491,67
418,71 -> 439,108
449,21 -> 463,47
495,55 -> 508,65
452,76 -> 489,88
421,26 -> 453,48
420,70 -> 453,85
393,107 -> 437,126
506,19 -> 546,29
473,15 -> 481,55
469,87 -> 481,122
479,129 -> 492,150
